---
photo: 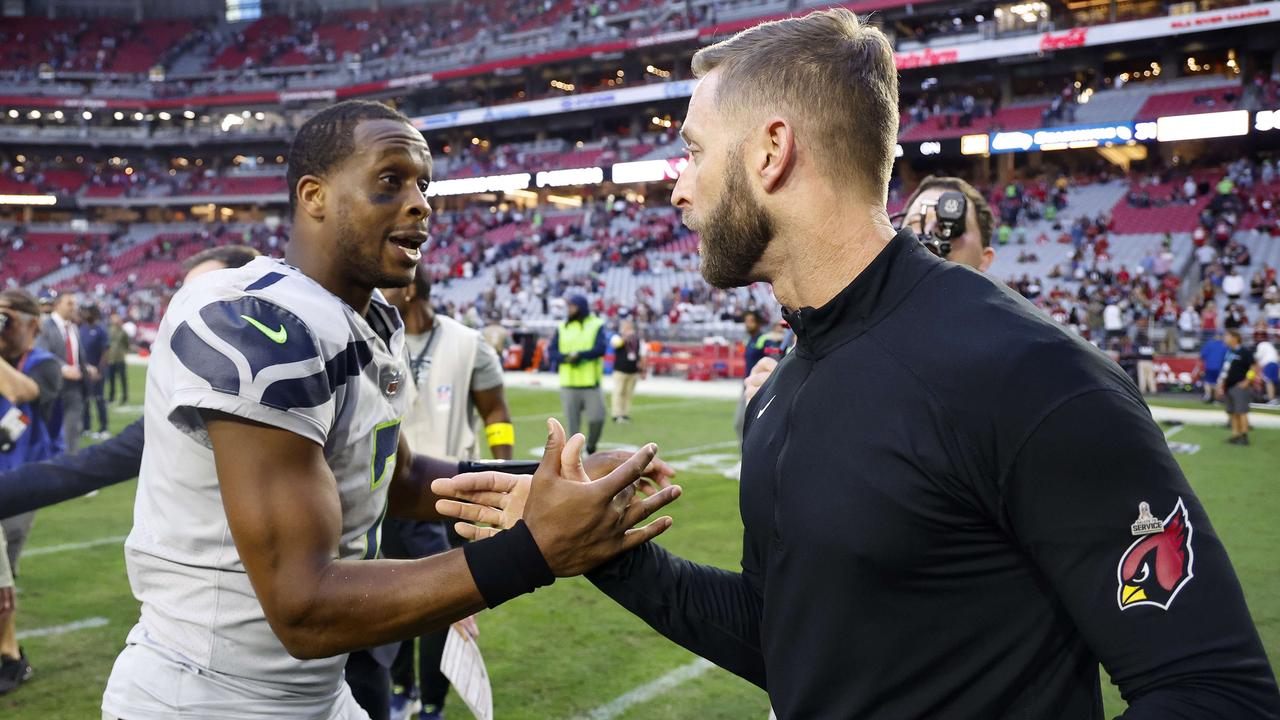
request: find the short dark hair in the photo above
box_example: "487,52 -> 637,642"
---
1225,328 -> 1242,342
287,100 -> 414,213
743,309 -> 766,324
0,289 -> 41,317
181,245 -> 261,274
903,175 -> 996,248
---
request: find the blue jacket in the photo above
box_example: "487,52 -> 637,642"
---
0,418 -> 142,520
0,347 -> 65,472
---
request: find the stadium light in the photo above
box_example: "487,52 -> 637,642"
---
82,111 -> 93,120
536,167 -> 605,188
1254,110 -> 1280,133
28,110 -> 41,119
114,111 -> 124,120
158,111 -> 171,121
133,112 -> 144,121
611,158 -> 688,184
0,194 -> 57,206
183,110 -> 196,120
52,110 -> 63,120
960,134 -> 989,156
6,110 -> 16,119
1156,110 -> 1249,142
427,173 -> 532,197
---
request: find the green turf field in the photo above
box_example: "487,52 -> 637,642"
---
2,365 -> 1277,718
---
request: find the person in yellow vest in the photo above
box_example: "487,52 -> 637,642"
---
375,267 -> 513,720
551,294 -> 608,454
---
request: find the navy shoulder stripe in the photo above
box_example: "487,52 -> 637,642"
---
172,321 -> 240,395
199,297 -> 317,379
245,272 -> 286,292
261,371 -> 331,411
324,341 -> 373,394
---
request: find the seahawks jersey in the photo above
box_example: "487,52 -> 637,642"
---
104,257 -> 408,716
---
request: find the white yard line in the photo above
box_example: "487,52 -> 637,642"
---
510,398 -> 708,422
22,535 -> 127,557
1163,425 -> 1184,439
16,616 -> 109,640
576,658 -> 715,720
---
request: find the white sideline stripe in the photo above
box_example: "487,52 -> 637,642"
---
23,535 -> 127,557
510,398 -> 705,422
578,658 -> 715,720
16,616 -> 109,640
664,439 -> 739,457
1164,425 -> 1184,439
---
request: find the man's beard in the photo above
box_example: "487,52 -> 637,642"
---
692,149 -> 774,289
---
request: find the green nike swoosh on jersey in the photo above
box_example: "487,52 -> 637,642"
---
240,315 -> 288,344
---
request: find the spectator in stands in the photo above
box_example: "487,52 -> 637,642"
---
1219,329 -> 1256,446
38,291 -> 90,451
105,313 -> 130,405
78,305 -> 110,440
0,289 -> 65,695
609,319 -> 643,425
1103,299 -> 1125,347
549,294 -> 607,454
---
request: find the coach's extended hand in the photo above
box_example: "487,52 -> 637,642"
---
432,418 -> 682,576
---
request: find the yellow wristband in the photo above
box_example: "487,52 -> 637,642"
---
485,422 -> 515,447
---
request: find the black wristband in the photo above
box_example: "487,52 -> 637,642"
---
462,520 -> 555,608
456,459 -> 541,476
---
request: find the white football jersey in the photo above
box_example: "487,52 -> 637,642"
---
104,257 -> 408,717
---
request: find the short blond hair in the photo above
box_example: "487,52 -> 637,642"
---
691,8 -> 899,201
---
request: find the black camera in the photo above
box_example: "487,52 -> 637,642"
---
895,190 -> 968,259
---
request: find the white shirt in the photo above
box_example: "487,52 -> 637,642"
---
1257,341 -> 1279,368
1195,245 -> 1216,265
1223,274 -> 1246,296
1103,304 -> 1124,331
50,312 -> 80,366
104,257 -> 409,716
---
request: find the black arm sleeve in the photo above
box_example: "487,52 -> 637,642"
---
1004,389 -> 1280,719
576,325 -> 609,362
586,541 -> 767,688
0,418 -> 145,521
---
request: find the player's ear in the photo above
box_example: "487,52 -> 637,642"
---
296,175 -> 326,221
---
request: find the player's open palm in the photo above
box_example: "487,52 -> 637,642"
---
434,418 -> 683,576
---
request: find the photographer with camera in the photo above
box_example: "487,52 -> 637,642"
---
745,175 -> 996,402
0,289 -> 66,694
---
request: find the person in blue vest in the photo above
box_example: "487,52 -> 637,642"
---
549,294 -> 608,454
0,288 -> 65,694
1200,333 -> 1230,402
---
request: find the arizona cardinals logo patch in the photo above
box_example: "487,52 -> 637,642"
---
1117,498 -> 1194,611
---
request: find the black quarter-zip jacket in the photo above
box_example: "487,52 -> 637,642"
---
589,229 -> 1280,719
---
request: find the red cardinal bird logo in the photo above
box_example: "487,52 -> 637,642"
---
1117,498 -> 1194,611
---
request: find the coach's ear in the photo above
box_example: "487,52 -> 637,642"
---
296,174 -> 326,221
757,117 -> 795,195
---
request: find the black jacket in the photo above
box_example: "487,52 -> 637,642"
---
590,229 -> 1279,719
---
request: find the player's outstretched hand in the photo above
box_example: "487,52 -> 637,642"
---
583,446 -> 677,497
434,419 -> 682,576
744,357 -> 779,404
432,470 -> 531,539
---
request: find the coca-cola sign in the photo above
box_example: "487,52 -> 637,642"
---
894,48 -> 960,70
1039,27 -> 1089,51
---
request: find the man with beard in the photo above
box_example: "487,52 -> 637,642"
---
101,100 -> 681,719
438,9 -> 1279,718
744,174 -> 998,402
